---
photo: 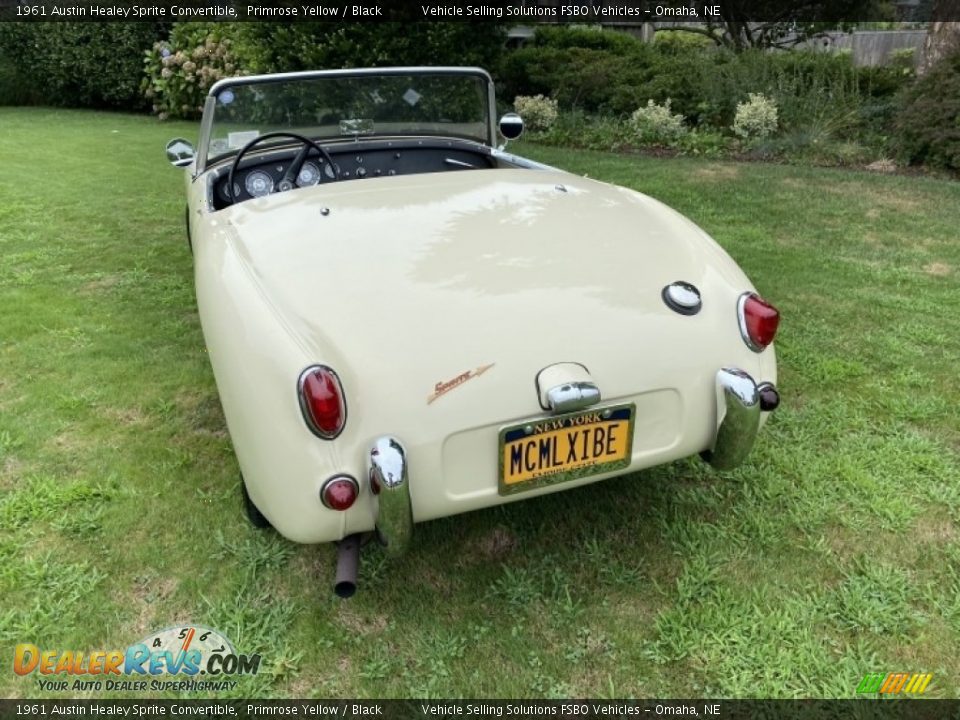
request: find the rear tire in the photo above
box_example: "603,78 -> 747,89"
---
241,475 -> 271,529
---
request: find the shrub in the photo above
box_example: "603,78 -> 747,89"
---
653,30 -> 716,53
747,131 -> 879,167
537,111 -> 635,152
732,93 -> 779,139
529,25 -> 643,54
498,38 -> 714,119
536,111 -> 730,158
893,48 -> 960,171
513,94 -> 558,132
500,45 -> 645,115
888,47 -> 917,74
675,130 -> 731,158
0,23 -> 169,110
630,99 -> 688,145
142,26 -> 243,120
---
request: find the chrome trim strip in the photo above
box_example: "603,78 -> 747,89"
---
703,368 -> 761,471
369,436 -> 412,556
444,158 -> 476,168
208,66 -> 494,96
662,281 -> 702,316
545,381 -> 601,414
296,365 -> 347,440
487,80 -> 497,153
490,148 -> 560,172
737,291 -> 765,353
195,95 -> 216,176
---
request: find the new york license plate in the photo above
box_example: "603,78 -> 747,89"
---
498,404 -> 635,495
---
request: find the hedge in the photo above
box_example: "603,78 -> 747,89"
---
0,23 -> 170,110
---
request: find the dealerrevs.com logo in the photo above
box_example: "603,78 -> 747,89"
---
14,625 -> 261,693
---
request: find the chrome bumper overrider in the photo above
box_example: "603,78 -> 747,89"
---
366,369 -> 771,555
369,436 -> 413,556
702,368 -> 762,471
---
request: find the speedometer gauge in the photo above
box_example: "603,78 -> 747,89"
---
245,171 -> 274,198
297,162 -> 321,187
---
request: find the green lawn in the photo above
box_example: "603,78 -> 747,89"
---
1,107 -> 959,699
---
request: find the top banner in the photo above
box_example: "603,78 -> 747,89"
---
0,0 -> 944,23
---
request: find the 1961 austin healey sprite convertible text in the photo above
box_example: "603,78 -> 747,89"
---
167,67 -> 780,597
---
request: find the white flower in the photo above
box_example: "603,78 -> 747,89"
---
630,99 -> 687,143
732,93 -> 778,140
514,94 -> 559,132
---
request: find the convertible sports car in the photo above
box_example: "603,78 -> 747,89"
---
166,67 -> 780,597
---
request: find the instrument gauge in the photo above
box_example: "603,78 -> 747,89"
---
220,182 -> 242,202
297,162 -> 322,187
245,170 -> 274,198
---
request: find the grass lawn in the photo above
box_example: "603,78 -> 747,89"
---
1,107 -> 959,700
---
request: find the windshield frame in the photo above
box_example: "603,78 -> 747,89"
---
195,66 -> 497,175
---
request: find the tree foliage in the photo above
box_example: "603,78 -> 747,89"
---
662,0 -> 894,50
230,22 -> 505,74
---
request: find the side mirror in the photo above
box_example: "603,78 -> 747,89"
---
498,113 -> 524,147
165,138 -> 195,168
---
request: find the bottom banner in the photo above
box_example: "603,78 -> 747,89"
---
0,700 -> 957,720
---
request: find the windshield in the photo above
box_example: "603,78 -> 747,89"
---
203,70 -> 492,165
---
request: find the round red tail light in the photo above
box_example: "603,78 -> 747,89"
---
738,292 -> 780,352
298,365 -> 346,439
321,475 -> 359,511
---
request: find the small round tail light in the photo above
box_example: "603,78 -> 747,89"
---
321,475 -> 359,511
298,365 -> 346,439
738,292 -> 780,352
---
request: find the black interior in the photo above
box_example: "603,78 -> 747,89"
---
209,137 -> 496,210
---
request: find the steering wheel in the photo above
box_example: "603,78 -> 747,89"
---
226,131 -> 338,205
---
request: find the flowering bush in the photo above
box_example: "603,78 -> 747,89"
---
629,99 -> 687,145
732,93 -> 779,140
142,32 -> 242,120
513,94 -> 559,132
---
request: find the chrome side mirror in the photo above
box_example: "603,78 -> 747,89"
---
165,138 -> 195,168
497,113 -> 524,149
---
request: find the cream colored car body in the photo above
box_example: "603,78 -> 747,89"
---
178,69 -> 777,548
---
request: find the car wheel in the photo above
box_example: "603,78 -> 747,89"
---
241,475 -> 271,529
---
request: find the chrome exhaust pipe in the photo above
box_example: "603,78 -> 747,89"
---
334,533 -> 362,598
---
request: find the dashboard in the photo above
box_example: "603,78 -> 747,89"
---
209,138 -> 495,210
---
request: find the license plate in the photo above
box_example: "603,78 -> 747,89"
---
498,404 -> 635,495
